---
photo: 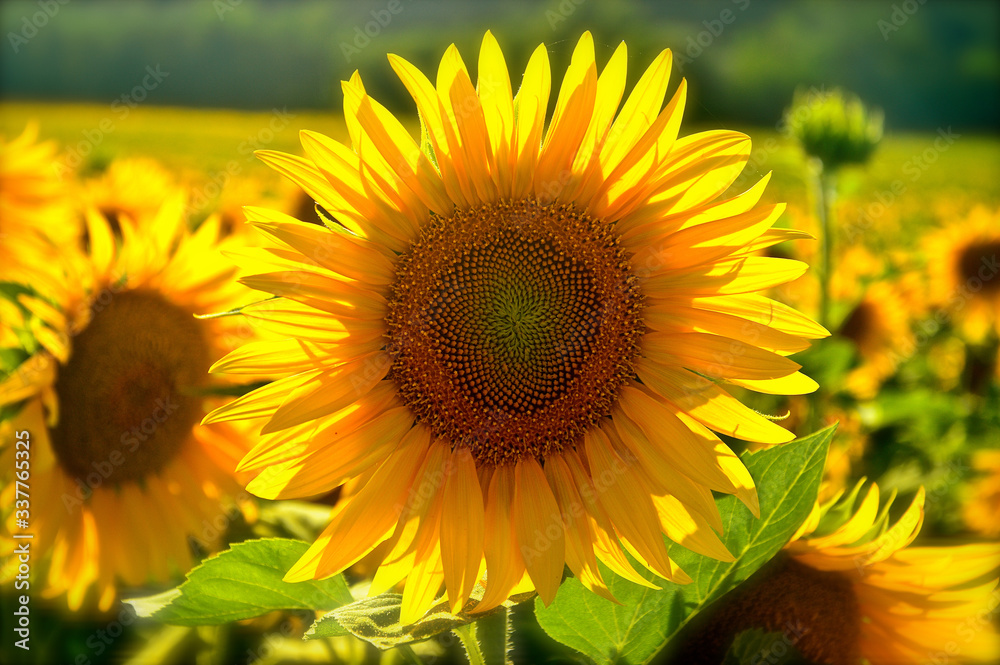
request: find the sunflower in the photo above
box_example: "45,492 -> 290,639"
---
0,197 -> 258,611
674,483 -> 1000,664
208,31 -> 827,621
80,156 -> 185,234
783,484 -> 1000,664
965,450 -> 1000,538
817,408 -> 867,502
839,280 -> 915,399
925,206 -> 1000,343
0,124 -> 77,286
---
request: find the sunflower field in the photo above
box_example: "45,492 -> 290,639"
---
1,2 -> 998,664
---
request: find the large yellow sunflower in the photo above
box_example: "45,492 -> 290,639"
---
208,31 -> 827,621
0,197 -> 258,611
925,206 -> 1000,343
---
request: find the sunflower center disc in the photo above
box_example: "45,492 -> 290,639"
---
958,240 -> 1000,294
386,199 -> 644,465
49,290 -> 210,485
672,555 -> 861,665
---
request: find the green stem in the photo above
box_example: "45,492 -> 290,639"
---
816,166 -> 837,331
398,644 -> 425,665
454,623 -> 486,665
477,607 -> 512,665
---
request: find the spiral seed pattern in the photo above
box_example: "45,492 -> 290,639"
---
387,199 -> 644,466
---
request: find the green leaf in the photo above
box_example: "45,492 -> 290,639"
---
306,583 -> 533,650
722,628 -> 807,665
124,538 -> 352,625
533,425 -> 834,665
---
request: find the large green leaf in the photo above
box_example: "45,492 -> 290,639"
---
124,538 -> 352,625
533,425 -> 834,665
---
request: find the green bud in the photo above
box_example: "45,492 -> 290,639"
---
783,87 -> 883,170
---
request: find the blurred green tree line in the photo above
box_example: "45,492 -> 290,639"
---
1,0 -> 997,131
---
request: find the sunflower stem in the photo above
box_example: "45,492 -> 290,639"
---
476,606 -> 512,665
398,644 -> 425,665
454,623 -> 486,665
816,164 -> 838,331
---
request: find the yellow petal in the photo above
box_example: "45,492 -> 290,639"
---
643,300 -> 811,355
534,31 -> 597,198
437,44 -> 496,204
643,256 -> 809,298
261,351 -> 390,434
511,43 -> 551,199
617,385 -> 758,515
477,30 -> 515,194
240,270 -> 386,322
400,539 -> 445,625
545,453 -> 615,602
284,424 -> 431,581
241,298 -> 385,345
599,49 -> 673,174
689,293 -> 829,339
512,456 -> 565,605
585,428 -> 678,582
475,464 -> 527,612
642,331 -> 802,381
559,450 -> 661,589
635,203 -> 786,274
244,206 -> 396,285
651,494 -> 733,562
246,405 -> 414,499
440,447 -> 485,613
636,359 -> 794,444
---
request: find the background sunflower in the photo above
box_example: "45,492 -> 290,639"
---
0,197 -> 262,611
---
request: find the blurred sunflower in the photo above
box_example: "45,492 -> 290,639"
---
840,280 -> 915,399
817,408 -> 867,502
964,450 -> 1000,538
214,175 -> 284,236
0,124 -> 77,285
209,31 -> 827,621
80,156 -> 184,233
784,484 -> 1000,664
925,206 -> 1000,343
677,483 -> 1000,664
0,197 -> 258,610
